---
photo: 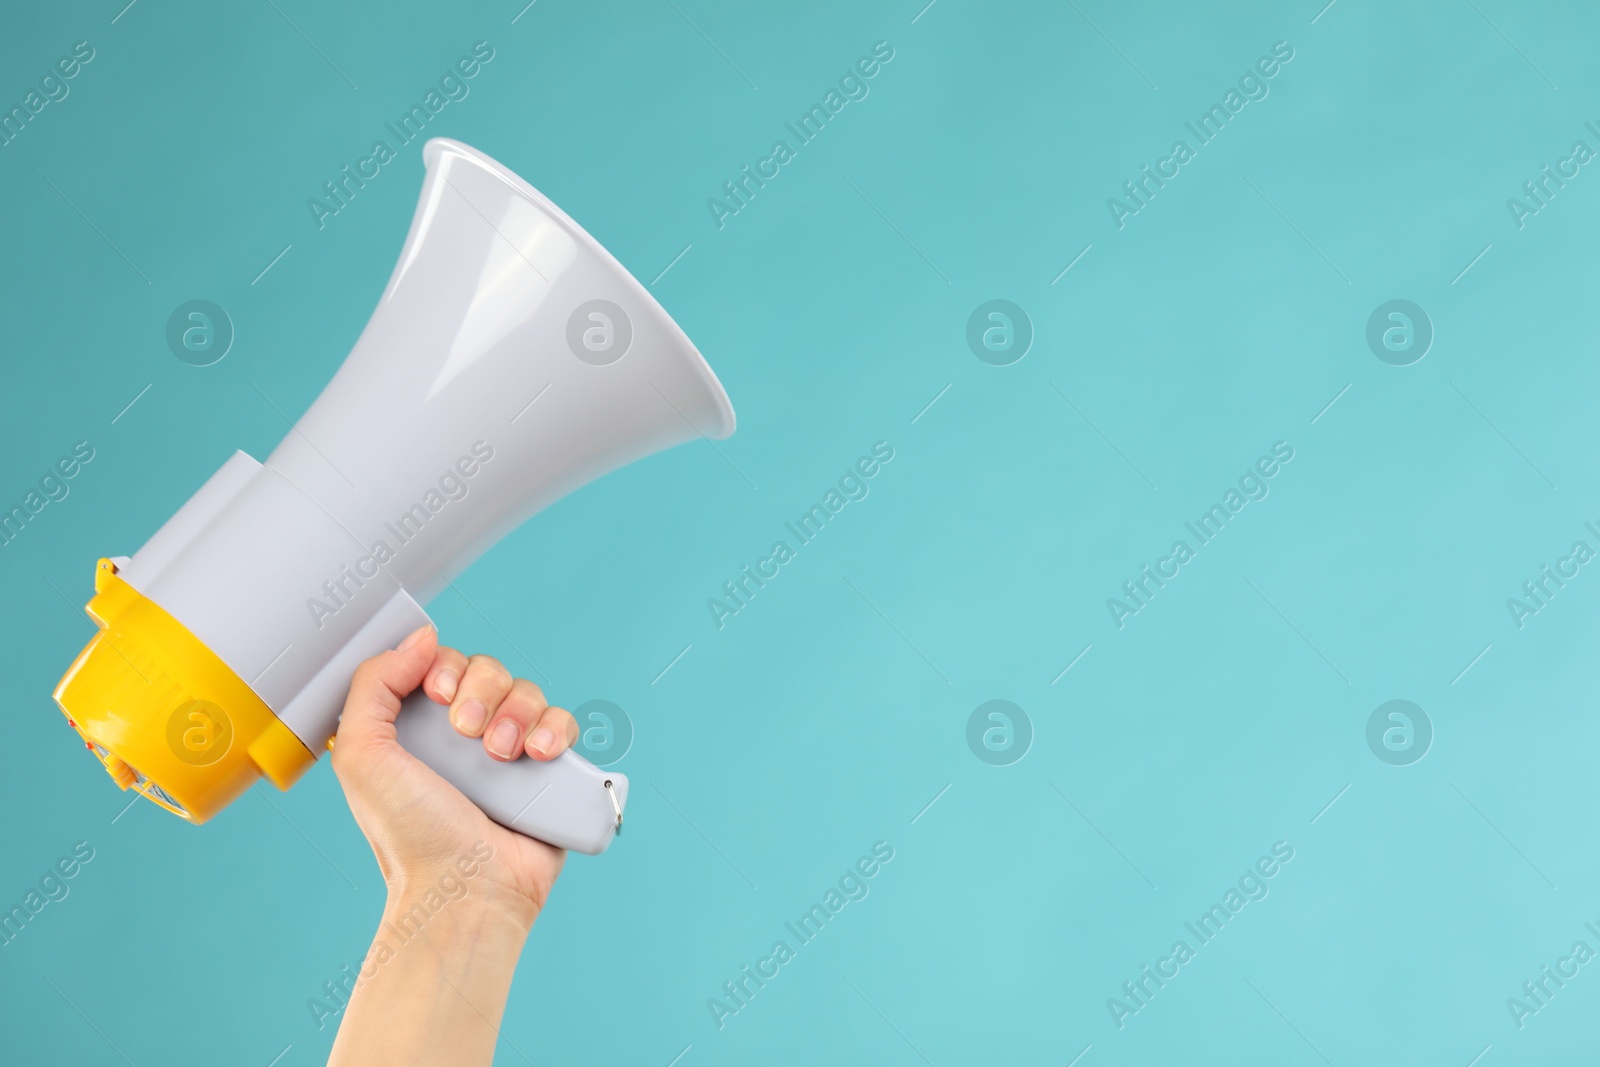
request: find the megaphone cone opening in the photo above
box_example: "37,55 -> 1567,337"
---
420,138 -> 735,440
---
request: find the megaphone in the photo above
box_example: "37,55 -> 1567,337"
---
51,139 -> 735,855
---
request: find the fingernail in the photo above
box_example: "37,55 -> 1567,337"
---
488,719 -> 519,759
529,727 -> 555,757
454,699 -> 488,735
435,669 -> 458,702
398,624 -> 432,651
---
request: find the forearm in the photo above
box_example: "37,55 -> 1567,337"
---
328,893 -> 533,1066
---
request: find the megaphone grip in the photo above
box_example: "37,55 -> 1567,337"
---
392,690 -> 627,855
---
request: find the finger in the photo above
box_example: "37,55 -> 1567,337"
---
338,624 -> 436,745
448,654 -> 518,739
422,644 -> 470,705
525,704 -> 578,761
483,678 -> 548,761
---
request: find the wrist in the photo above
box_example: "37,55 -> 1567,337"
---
381,882 -> 538,945
329,878 -> 531,1067
379,838 -> 541,935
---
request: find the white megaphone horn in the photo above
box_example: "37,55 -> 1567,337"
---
51,139 -> 735,854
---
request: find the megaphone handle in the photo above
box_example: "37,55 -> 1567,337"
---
391,689 -> 626,855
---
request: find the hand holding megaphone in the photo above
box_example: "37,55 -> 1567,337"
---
333,627 -> 579,918
52,140 -> 734,854
391,632 -> 627,857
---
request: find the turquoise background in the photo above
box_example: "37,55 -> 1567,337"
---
3,0 -> 1599,1063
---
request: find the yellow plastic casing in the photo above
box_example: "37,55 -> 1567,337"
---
51,558 -> 315,822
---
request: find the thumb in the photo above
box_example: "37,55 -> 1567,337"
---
339,624 -> 438,741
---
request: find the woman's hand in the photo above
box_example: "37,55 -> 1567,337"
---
327,625 -> 581,1066
331,623 -> 580,923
